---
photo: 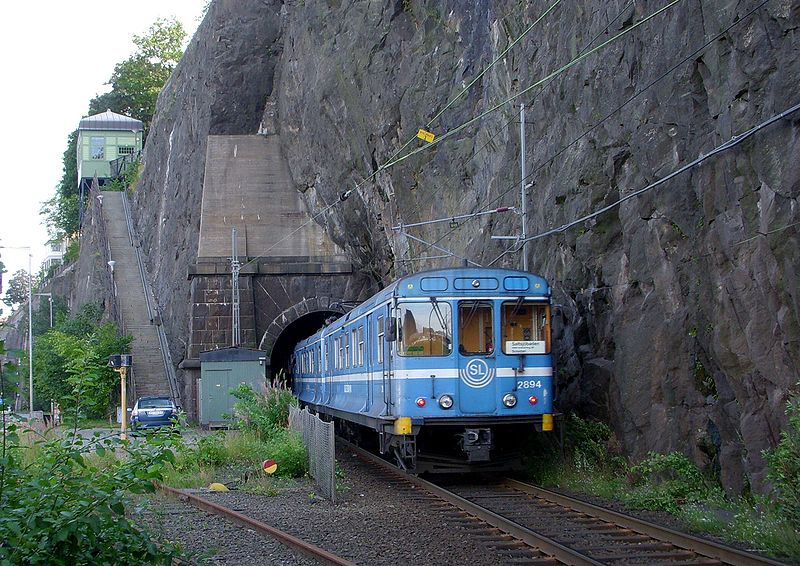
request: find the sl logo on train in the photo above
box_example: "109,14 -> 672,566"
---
459,359 -> 495,388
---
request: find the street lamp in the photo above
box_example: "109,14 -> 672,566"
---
0,245 -> 33,415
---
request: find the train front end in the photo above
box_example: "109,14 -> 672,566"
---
389,269 -> 556,472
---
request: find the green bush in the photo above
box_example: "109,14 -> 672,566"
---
196,432 -> 228,466
33,303 -> 131,417
231,383 -> 297,440
625,452 -> 716,513
63,239 -> 79,264
0,422 -> 184,563
764,392 -> 800,530
562,414 -> 625,474
264,429 -> 308,478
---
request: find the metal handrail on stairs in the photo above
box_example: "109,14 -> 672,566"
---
121,192 -> 182,407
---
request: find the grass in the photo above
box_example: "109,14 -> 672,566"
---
527,420 -> 800,562
539,467 -> 799,560
160,429 -> 309,490
60,416 -> 117,430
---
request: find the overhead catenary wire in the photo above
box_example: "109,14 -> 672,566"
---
401,231 -> 482,267
485,100 -> 800,265
380,0 -> 682,171
384,0 -> 565,170
238,2 -> 564,271
239,0 -> 681,272
413,0 -> 772,266
392,206 -> 515,230
388,1 -> 680,266
421,1 -> 636,208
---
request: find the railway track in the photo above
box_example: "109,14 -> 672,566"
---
155,482 -> 356,566
442,479 -> 787,566
343,441 -> 786,566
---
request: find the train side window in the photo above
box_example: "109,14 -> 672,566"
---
398,302 -> 452,357
458,301 -> 494,355
334,337 -> 340,370
377,316 -> 385,363
357,326 -> 365,366
350,328 -> 358,367
501,301 -> 551,354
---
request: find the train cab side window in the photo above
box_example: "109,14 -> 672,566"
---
377,316 -> 385,363
501,301 -> 551,354
398,302 -> 452,357
458,301 -> 494,355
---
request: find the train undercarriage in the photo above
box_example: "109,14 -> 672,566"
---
305,403 -> 561,474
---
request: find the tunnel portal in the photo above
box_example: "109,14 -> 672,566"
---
269,310 -> 339,378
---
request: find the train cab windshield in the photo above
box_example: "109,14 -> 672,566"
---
501,300 -> 551,354
398,301 -> 452,356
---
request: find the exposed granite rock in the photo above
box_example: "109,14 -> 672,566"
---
127,0 -> 799,493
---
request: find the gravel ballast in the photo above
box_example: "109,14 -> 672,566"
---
136,445 -> 532,565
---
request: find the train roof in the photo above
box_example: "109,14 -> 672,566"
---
295,267 -> 550,350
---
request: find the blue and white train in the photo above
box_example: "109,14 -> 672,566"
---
291,267 -> 556,473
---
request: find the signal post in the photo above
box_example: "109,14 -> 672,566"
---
108,354 -> 132,440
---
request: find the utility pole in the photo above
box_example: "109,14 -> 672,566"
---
490,103 -> 530,271
230,228 -> 241,347
520,103 -> 528,272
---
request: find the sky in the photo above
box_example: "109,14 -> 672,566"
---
0,0 -> 208,307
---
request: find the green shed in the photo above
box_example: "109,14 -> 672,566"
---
198,347 -> 267,427
77,109 -> 143,187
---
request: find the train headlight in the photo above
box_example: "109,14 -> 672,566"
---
416,398 -> 426,408
502,393 -> 517,408
438,394 -> 454,409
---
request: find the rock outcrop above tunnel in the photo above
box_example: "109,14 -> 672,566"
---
130,0 -> 800,493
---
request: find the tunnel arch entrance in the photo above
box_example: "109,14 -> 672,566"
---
259,298 -> 349,378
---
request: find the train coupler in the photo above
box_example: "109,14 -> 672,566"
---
460,428 -> 492,462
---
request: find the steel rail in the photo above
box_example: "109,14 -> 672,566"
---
155,482 -> 357,566
340,440 -> 601,566
503,479 -> 787,566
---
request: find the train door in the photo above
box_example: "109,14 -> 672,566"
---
325,336 -> 335,404
364,314 -> 373,411
456,300 -> 497,414
380,305 -> 393,416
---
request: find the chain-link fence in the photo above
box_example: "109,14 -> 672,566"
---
289,406 -> 336,502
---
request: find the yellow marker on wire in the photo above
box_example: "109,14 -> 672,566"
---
416,128 -> 435,143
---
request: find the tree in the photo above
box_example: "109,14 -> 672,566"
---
2,270 -> 29,308
88,18 -> 186,130
0,340 -> 20,409
32,303 -> 131,418
42,18 -> 187,239
41,131 -> 80,239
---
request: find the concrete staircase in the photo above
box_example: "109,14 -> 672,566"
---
101,191 -> 170,399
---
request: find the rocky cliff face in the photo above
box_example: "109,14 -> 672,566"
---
131,0 -> 799,493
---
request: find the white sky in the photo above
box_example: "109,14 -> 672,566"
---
0,0 -> 207,307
